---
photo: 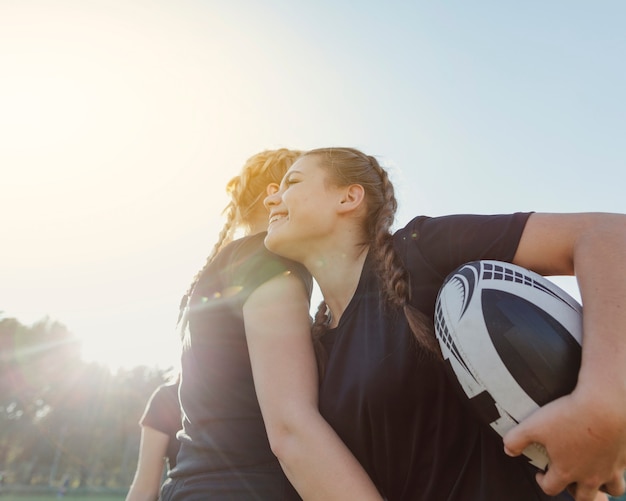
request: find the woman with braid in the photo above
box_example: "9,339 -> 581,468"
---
263,147 -> 626,501
160,148 -> 383,500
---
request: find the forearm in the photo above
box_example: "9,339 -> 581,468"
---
269,407 -> 383,501
509,212 -> 626,499
574,216 -> 626,396
245,274 -> 383,500
125,466 -> 162,501
125,427 -> 168,501
514,212 -> 626,394
125,484 -> 159,501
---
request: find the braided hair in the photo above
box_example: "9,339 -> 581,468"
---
179,148 -> 303,319
305,147 -> 440,373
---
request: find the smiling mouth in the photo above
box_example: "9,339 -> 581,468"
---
269,213 -> 287,224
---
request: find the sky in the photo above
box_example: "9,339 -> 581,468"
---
1,0 -> 624,371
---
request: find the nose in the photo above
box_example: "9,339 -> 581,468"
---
263,188 -> 280,210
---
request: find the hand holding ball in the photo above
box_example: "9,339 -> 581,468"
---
435,260 -> 582,469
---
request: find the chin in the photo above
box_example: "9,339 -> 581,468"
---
264,231 -> 296,261
264,231 -> 282,254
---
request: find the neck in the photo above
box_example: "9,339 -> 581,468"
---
247,205 -> 270,235
306,244 -> 369,328
247,219 -> 269,236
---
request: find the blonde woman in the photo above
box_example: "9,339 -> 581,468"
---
160,149 -> 382,500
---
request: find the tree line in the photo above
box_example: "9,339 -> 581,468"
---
0,314 -> 170,490
4,314 -> 625,501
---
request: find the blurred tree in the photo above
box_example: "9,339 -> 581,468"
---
0,314 -> 172,489
0,316 -> 80,485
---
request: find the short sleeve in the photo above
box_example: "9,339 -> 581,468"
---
393,213 -> 532,317
140,382 -> 181,436
396,213 -> 532,280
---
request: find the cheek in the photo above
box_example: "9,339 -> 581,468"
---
286,188 -> 333,230
293,196 -> 319,222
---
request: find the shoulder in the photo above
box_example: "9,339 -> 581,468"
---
197,233 -> 281,285
393,213 -> 532,275
140,382 -> 181,429
157,381 -> 180,402
395,213 -> 531,241
146,382 -> 180,412
199,233 -> 312,299
394,213 -> 531,247
214,232 -> 268,263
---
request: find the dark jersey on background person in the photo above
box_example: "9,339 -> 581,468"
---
318,213 -> 573,501
140,380 -> 182,469
164,232 -> 311,500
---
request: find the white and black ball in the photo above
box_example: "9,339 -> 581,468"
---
434,260 -> 583,469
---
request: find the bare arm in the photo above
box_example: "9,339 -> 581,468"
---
125,426 -> 169,501
243,272 -> 383,501
504,212 -> 626,501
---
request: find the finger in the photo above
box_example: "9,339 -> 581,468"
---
567,484 -> 607,501
603,472 -> 626,497
503,420 -> 537,457
535,470 -> 569,498
572,485 -> 601,501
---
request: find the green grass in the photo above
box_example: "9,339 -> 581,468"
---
0,496 -> 125,501
11,491 -> 626,500
1,487 -> 624,500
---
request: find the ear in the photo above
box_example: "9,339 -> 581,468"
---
266,183 -> 279,196
337,184 -> 365,214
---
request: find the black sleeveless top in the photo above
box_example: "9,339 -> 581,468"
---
170,233 -> 311,483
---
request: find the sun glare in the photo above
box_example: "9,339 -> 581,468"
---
0,2 -> 238,371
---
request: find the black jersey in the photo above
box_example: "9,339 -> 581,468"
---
169,232 -> 311,493
318,213 -> 573,501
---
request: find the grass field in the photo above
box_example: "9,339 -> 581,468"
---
0,491 -> 126,501
2,494 -> 625,500
1,490 -> 624,500
1,494 -> 624,501
0,493 -> 126,501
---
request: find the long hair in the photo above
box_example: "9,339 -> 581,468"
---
305,147 -> 440,373
179,148 -> 303,320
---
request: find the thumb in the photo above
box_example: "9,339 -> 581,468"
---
503,415 -> 538,457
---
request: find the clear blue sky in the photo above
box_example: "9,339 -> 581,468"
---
1,0 -> 624,369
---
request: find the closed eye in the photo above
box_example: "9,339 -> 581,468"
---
280,169 -> 303,189
283,176 -> 300,187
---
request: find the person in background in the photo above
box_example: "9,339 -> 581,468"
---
263,146 -> 625,501
126,376 -> 181,501
160,148 -> 383,500
57,475 -> 70,498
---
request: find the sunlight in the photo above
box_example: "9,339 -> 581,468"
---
80,330 -> 181,372
0,1 -> 236,371
0,70 -> 89,152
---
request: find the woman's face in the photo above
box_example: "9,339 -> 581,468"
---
264,155 -> 343,262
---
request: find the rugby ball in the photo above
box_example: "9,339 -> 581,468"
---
434,260 -> 583,470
